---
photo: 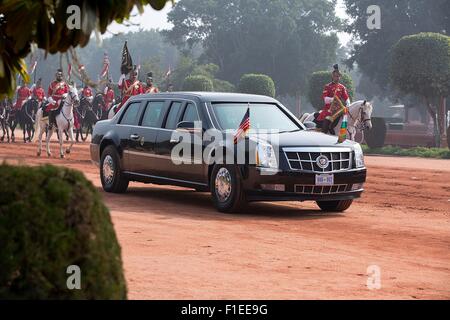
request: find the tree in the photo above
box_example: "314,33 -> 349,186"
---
307,71 -> 354,110
164,0 -> 342,97
343,0 -> 450,92
0,0 -> 173,95
182,75 -> 213,91
238,74 -> 276,98
390,33 -> 450,147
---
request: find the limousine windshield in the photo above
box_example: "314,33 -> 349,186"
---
211,103 -> 302,132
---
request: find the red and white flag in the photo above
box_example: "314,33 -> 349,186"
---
30,60 -> 37,75
100,52 -> 110,78
233,107 -> 250,144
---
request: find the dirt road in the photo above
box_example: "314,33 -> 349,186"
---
1,139 -> 449,299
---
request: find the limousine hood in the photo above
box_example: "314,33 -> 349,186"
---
247,130 -> 357,149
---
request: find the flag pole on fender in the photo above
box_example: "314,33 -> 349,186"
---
337,107 -> 348,143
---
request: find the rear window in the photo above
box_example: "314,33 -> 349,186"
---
141,101 -> 165,128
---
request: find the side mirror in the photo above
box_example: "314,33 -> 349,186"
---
176,121 -> 202,133
303,121 -> 317,130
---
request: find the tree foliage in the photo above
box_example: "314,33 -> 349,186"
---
343,0 -> 450,92
164,0 -> 342,96
182,75 -> 213,91
390,32 -> 450,146
238,74 -> 276,98
0,0 -> 173,95
307,71 -> 354,110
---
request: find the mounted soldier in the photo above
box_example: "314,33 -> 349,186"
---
46,69 -> 69,128
81,84 -> 94,104
31,78 -> 46,108
314,64 -> 351,134
144,72 -> 159,94
117,66 -> 143,113
14,79 -> 31,111
104,80 -> 115,112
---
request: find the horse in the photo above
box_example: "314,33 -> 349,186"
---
75,94 -> 103,141
299,100 -> 373,142
0,99 -> 11,142
20,98 -> 39,143
33,85 -> 80,158
107,103 -> 120,120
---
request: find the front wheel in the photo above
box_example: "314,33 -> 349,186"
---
210,164 -> 247,213
100,145 -> 129,193
316,199 -> 353,212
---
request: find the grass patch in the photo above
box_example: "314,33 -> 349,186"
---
362,145 -> 450,159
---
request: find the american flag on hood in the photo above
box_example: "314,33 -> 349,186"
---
233,107 -> 250,144
100,52 -> 110,78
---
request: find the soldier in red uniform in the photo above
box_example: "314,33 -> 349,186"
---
46,69 -> 69,126
117,67 -> 144,113
14,80 -> 31,111
315,64 -> 351,134
143,72 -> 159,94
81,84 -> 93,103
31,78 -> 46,106
104,81 -> 115,112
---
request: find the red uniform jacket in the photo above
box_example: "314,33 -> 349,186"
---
118,79 -> 144,111
317,82 -> 350,121
14,86 -> 31,110
104,88 -> 115,110
32,87 -> 45,102
144,85 -> 159,94
46,80 -> 69,112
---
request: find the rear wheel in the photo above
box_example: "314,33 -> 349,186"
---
316,199 -> 353,212
100,145 -> 129,193
210,164 -> 247,213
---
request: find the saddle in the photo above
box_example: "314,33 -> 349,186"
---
41,101 -> 63,127
313,112 -> 341,134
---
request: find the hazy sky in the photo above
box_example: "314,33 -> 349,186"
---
107,0 -> 351,45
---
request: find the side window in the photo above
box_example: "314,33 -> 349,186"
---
182,103 -> 199,122
141,101 -> 165,128
120,102 -> 141,125
165,101 -> 183,129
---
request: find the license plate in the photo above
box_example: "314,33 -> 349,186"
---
315,174 -> 334,186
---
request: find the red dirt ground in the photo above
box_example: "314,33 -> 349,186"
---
1,138 -> 449,299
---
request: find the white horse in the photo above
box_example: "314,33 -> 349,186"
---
33,85 -> 80,158
300,100 -> 373,142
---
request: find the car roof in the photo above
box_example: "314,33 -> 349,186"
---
135,92 -> 278,103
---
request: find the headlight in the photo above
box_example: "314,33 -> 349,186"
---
256,141 -> 278,169
354,143 -> 365,168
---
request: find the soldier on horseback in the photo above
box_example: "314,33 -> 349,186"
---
144,72 -> 159,94
117,66 -> 143,113
31,78 -> 46,108
104,80 -> 115,112
46,69 -> 69,128
14,79 -> 31,111
81,84 -> 94,104
314,64 -> 351,134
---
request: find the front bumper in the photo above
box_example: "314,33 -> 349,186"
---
242,166 -> 366,202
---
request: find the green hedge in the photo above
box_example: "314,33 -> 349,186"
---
362,145 -> 450,159
238,74 -> 275,97
0,164 -> 127,299
182,75 -> 214,91
307,71 -> 354,110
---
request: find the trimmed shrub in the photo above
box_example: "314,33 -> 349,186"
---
364,117 -> 387,148
182,75 -> 214,91
213,79 -> 235,93
0,164 -> 127,299
238,74 -> 275,97
308,71 -> 354,110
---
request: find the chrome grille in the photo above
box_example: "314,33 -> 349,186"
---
294,184 -> 351,195
283,147 -> 352,173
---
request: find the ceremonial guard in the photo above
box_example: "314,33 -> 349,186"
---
81,84 -> 94,103
104,81 -> 115,111
117,67 -> 143,112
46,69 -> 69,126
144,72 -> 159,94
315,64 -> 350,133
14,80 -> 31,111
31,78 -> 46,107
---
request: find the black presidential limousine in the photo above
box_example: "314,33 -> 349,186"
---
90,92 -> 366,213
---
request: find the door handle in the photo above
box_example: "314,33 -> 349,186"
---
130,134 -> 140,141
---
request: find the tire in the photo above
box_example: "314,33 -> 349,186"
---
316,199 -> 353,212
100,145 -> 129,193
210,164 -> 247,213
